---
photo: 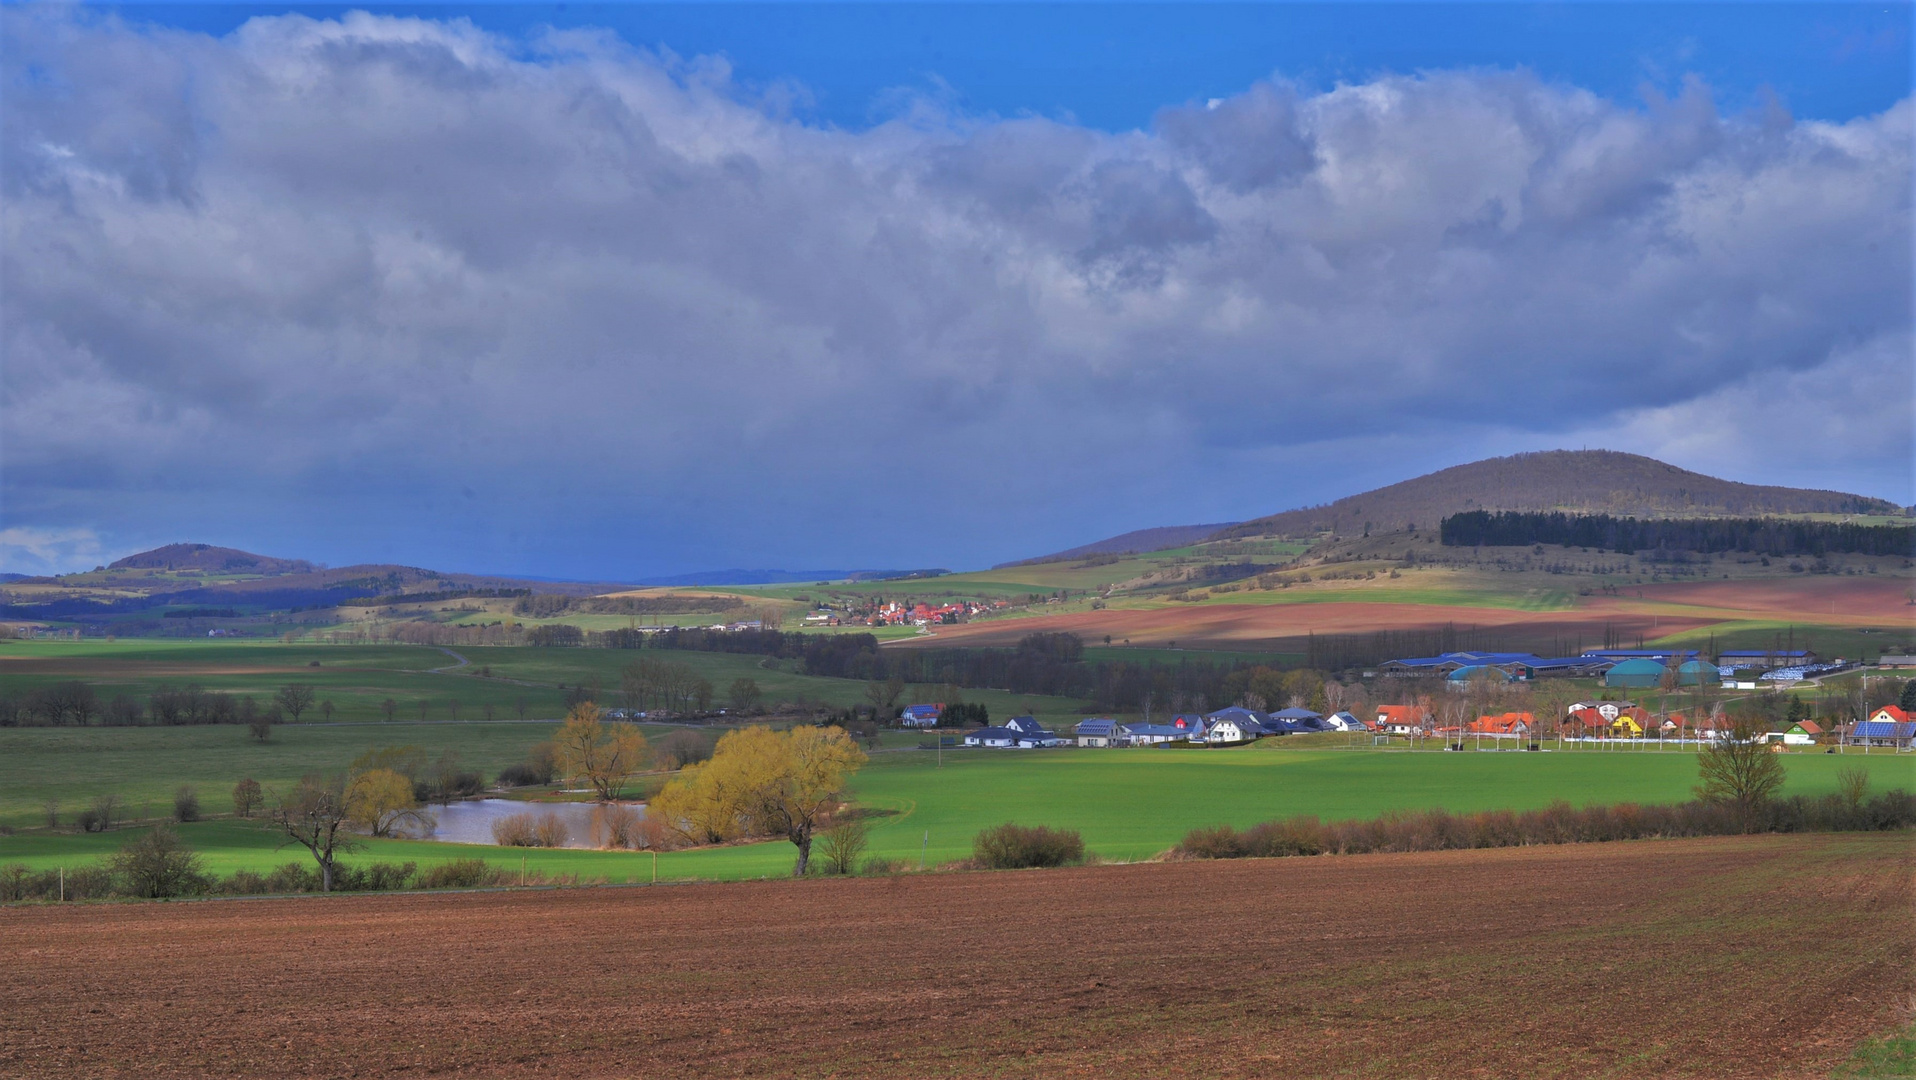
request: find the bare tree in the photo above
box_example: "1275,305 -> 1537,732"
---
319,699 -> 335,722
275,684 -> 316,722
380,698 -> 397,722
267,775 -> 359,892
1695,714 -> 1785,821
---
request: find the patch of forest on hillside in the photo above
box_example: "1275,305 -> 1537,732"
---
1440,511 -> 1916,558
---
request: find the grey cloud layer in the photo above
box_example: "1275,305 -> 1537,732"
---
2,10 -> 1909,573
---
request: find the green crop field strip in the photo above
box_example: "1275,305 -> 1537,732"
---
2,727 -> 1908,884
0,639 -> 1088,727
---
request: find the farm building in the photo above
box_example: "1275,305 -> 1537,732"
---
900,704 -> 945,728
1447,665 -> 1512,686
1604,659 -> 1668,688
1676,660 -> 1720,686
1878,655 -> 1916,669
1075,718 -> 1125,747
1718,649 -> 1817,669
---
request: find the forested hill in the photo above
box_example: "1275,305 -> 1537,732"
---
108,543 -> 314,575
1210,451 -> 1903,541
1440,511 -> 1916,558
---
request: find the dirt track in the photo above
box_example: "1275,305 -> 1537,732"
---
3,834 -> 1910,1079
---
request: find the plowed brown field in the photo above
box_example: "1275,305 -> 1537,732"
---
3,833 -> 1910,1078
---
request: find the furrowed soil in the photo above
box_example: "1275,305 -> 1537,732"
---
3,833 -> 1909,1079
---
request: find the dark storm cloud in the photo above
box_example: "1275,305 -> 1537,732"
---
1,9 -> 1908,576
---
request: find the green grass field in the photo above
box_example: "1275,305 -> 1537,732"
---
2,726 -> 1908,885
0,639 -> 1087,726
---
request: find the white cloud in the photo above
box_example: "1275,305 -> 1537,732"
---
0,527 -> 107,576
0,9 -> 1908,575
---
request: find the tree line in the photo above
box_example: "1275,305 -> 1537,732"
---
1439,510 -> 1915,558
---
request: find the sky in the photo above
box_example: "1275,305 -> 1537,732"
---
2,2 -> 1911,579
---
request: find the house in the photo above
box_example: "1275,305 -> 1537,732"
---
963,727 -> 1017,748
1167,714 -> 1209,739
1324,711 -> 1367,732
899,704 -> 945,728
1204,707 -> 1271,739
1849,706 -> 1916,748
1268,707 -> 1328,732
1566,700 -> 1648,738
1126,723 -> 1191,745
1376,704 -> 1430,736
1075,718 -> 1126,747
1003,715 -> 1046,735
1204,715 -> 1262,745
963,725 -> 1060,749
1466,712 -> 1532,735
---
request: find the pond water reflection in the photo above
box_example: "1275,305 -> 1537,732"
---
420,799 -> 644,849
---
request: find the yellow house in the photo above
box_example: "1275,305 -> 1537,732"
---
1609,715 -> 1644,738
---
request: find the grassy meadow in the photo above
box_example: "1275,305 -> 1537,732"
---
0,638 -> 1085,726
1,724 -> 1908,885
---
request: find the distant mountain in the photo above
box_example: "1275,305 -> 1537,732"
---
1012,451 -> 1904,561
109,543 -> 314,575
1214,451 -> 1904,541
996,523 -> 1241,568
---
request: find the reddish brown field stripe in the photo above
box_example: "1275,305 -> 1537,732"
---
1,833 -> 1909,1078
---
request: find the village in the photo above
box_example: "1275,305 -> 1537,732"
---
909,644 -> 1916,753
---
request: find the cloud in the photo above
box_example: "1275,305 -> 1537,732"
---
1,9 -> 1909,575
0,527 -> 107,576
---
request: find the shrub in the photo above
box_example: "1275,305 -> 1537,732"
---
489,811 -> 568,847
62,865 -> 116,900
859,857 -> 908,876
973,823 -> 1085,869
491,813 -> 541,847
173,785 -> 201,823
495,763 -> 547,788
417,859 -> 506,889
111,825 -> 208,898
333,861 -> 418,892
217,870 -> 270,896
533,815 -> 571,848
815,815 -> 872,875
600,804 -> 641,849
1178,825 -> 1245,859
264,862 -> 321,893
1177,790 -> 1916,862
1241,816 -> 1325,857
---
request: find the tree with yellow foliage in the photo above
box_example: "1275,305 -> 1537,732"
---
649,724 -> 867,875
343,767 -> 429,838
554,702 -> 649,801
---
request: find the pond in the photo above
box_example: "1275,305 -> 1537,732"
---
416,798 -> 645,849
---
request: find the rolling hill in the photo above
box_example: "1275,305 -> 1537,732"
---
1031,451 -> 1903,558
